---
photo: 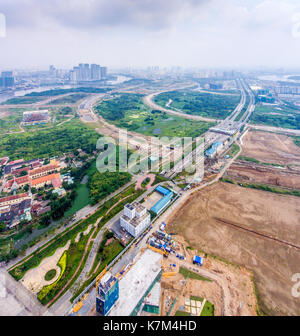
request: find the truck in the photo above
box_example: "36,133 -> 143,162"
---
193,255 -> 203,266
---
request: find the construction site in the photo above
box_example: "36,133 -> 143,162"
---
224,130 -> 300,189
167,181 -> 300,316
68,215 -> 259,317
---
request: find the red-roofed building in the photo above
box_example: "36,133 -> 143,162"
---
4,176 -> 30,192
0,193 -> 31,206
31,173 -> 62,189
0,157 -> 9,167
29,162 -> 60,179
7,159 -> 24,166
11,167 -> 31,176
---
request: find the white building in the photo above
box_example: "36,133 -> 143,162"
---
120,202 -> 150,238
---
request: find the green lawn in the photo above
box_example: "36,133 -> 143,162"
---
227,143 -> 240,157
179,267 -> 212,282
200,301 -> 215,316
190,296 -> 204,302
175,311 -> 190,316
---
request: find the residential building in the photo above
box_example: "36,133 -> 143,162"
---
120,202 -> 150,238
0,198 -> 32,228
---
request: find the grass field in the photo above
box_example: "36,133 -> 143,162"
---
179,267 -> 212,282
200,301 -> 215,316
250,104 -> 300,129
154,90 -> 240,119
95,93 -> 215,138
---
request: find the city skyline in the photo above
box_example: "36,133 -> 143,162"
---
0,0 -> 300,69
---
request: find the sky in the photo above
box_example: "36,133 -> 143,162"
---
0,0 -> 300,70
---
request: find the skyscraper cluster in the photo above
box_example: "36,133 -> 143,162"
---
69,63 -> 107,82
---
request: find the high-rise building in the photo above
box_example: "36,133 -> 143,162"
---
0,71 -> 14,88
69,63 -> 107,82
91,64 -> 101,80
96,272 -> 119,316
100,66 -> 107,79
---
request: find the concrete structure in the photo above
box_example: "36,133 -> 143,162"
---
143,281 -> 161,314
109,249 -> 162,316
0,270 -> 51,316
96,272 -> 119,316
120,202 -> 150,238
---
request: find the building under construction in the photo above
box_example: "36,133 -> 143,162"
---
109,249 -> 162,316
96,272 -> 119,316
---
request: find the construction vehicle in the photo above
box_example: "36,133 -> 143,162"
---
95,265 -> 107,289
148,244 -> 169,257
162,272 -> 177,278
73,301 -> 83,313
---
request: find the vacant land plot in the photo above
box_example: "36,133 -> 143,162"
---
168,182 -> 300,316
250,104 -> 300,129
242,130 -> 300,167
226,162 -> 300,190
95,93 -> 214,138
225,130 -> 300,190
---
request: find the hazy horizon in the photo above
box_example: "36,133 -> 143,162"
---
0,0 -> 300,70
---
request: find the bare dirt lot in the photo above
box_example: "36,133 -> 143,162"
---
167,182 -> 300,316
242,130 -> 300,166
226,162 -> 300,190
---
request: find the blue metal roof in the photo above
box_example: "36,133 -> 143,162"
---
193,256 -> 203,264
151,192 -> 173,214
155,185 -> 171,196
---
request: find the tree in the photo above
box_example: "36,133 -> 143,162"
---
0,221 -> 6,233
40,214 -> 51,227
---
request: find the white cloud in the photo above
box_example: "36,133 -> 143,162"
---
0,0 -> 299,69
